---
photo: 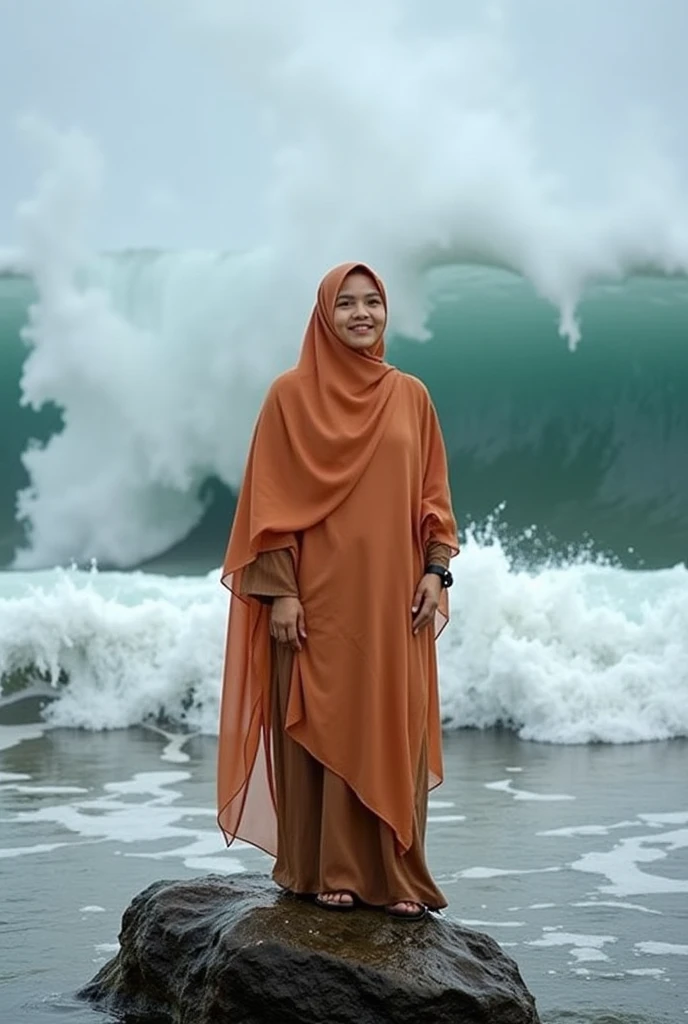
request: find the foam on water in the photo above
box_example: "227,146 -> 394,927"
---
570,829 -> 688,898
634,941 -> 688,956
485,780 -> 575,801
438,536 -> 688,743
0,724 -> 45,751
1,530 -> 687,743
450,810 -> 688,927
0,564 -> 225,734
572,901 -> 662,915
527,931 -> 617,964
3,766 -> 246,876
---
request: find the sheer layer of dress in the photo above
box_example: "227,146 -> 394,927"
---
239,541 -> 451,909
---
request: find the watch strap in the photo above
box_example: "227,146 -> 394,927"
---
424,563 -> 454,588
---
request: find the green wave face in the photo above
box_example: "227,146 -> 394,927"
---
393,270 -> 688,569
1,268 -> 687,571
0,275 -> 62,567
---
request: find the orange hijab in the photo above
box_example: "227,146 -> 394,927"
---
221,262 -> 398,573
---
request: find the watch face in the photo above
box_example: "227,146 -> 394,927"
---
426,564 -> 453,587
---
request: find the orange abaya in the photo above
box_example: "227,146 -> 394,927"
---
217,262 -> 458,902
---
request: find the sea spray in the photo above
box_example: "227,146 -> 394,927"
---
1,530 -> 686,743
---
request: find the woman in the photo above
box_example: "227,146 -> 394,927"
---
218,262 -> 458,919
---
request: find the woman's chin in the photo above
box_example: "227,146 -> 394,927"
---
340,332 -> 381,351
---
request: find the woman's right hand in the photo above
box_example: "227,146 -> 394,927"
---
270,597 -> 307,651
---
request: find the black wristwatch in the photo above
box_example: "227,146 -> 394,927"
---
424,563 -> 454,589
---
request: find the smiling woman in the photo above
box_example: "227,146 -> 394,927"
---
332,269 -> 387,351
218,261 -> 459,920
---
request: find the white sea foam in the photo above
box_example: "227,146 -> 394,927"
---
0,724 -> 46,751
634,941 -> 688,956
527,930 -> 617,964
438,536 -> 688,743
459,919 -> 525,928
570,827 -> 688,897
571,901 -> 661,915
625,968 -> 665,977
639,811 -> 688,826
456,866 -> 562,880
8,0 -> 688,570
539,823 -> 642,837
1,531 -> 687,742
0,842 -> 70,859
0,784 -> 88,795
94,943 -> 119,953
7,768 -> 247,875
0,565 -> 225,733
484,779 -> 575,801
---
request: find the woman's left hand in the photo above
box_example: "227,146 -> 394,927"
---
411,573 -> 442,635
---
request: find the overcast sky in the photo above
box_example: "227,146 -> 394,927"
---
0,0 -> 271,251
1,0 -> 687,253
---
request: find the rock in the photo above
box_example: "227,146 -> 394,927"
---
79,874 -> 540,1024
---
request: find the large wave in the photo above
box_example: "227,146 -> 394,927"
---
2,1 -> 688,570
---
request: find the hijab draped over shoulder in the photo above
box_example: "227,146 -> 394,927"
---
218,263 -> 458,856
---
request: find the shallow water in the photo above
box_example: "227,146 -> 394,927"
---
1,725 -> 686,1023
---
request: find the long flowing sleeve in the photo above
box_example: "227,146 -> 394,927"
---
240,547 -> 299,602
425,540 -> 451,569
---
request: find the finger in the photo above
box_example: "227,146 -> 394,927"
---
419,601 -> 439,632
412,592 -> 428,632
414,614 -> 428,635
277,624 -> 289,645
411,584 -> 425,615
297,608 -> 307,639
287,623 -> 301,652
415,608 -> 435,633
413,592 -> 439,632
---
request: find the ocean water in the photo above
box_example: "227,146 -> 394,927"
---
1,728 -> 687,1024
1,1 -> 688,1021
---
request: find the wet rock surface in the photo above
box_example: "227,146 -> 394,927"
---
79,873 -> 540,1024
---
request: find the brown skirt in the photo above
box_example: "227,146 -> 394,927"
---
270,640 -> 446,909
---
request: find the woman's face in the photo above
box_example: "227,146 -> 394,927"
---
332,271 -> 386,350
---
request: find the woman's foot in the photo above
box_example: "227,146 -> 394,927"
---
384,900 -> 427,920
315,890 -> 356,911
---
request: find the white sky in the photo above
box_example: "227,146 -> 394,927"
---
0,0 -> 269,250
1,0 -> 687,252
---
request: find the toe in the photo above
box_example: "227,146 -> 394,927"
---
388,900 -> 424,916
318,890 -> 354,905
